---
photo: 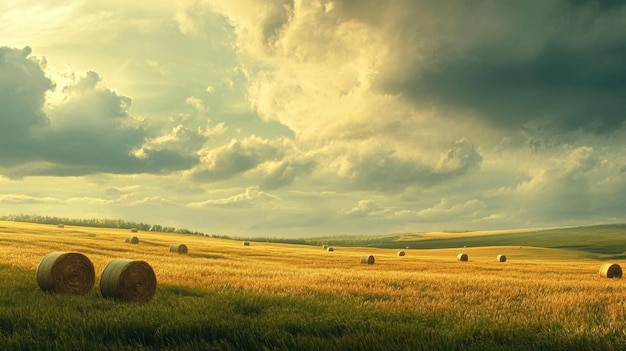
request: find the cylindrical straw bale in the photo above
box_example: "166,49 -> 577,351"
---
57,224 -> 64,228
169,244 -> 188,254
497,254 -> 507,262
130,228 -> 138,233
323,245 -> 328,249
598,263 -> 622,278
360,255 -> 375,264
397,251 -> 406,257
457,253 -> 469,261
37,252 -> 95,295
125,236 -> 139,244
100,259 -> 157,303
242,241 -> 250,246
327,247 -> 334,252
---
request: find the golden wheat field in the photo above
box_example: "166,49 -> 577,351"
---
1,220 -> 625,340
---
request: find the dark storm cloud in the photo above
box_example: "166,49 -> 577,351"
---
331,0 -> 626,133
0,46 -> 53,163
0,46 -> 198,176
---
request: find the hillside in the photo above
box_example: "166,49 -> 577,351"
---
309,224 -> 626,259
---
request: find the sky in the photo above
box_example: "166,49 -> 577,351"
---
1,0 -> 626,238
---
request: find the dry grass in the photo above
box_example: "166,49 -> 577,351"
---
1,220 -> 624,340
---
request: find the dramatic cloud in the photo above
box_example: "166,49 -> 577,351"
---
3,1 -> 626,237
0,46 -> 199,177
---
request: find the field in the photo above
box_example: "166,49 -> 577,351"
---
0,221 -> 625,350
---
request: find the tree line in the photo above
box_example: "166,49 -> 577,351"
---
0,213 -> 205,236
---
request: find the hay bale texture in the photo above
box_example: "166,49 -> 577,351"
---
130,228 -> 138,233
242,241 -> 250,246
497,254 -> 507,262
457,253 -> 469,262
125,236 -> 139,244
599,263 -> 622,278
37,252 -> 95,295
169,244 -> 188,254
360,255 -> 375,264
397,251 -> 406,257
327,247 -> 334,252
100,259 -> 157,303
57,224 -> 64,228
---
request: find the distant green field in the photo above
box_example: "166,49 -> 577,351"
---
311,224 -> 626,258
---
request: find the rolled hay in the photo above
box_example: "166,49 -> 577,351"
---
360,255 -> 375,265
323,245 -> 328,249
327,247 -> 334,252
598,263 -> 622,279
397,251 -> 406,257
497,254 -> 507,262
125,236 -> 139,244
130,228 -> 138,233
100,259 -> 157,303
242,241 -> 250,246
57,224 -> 64,228
169,244 -> 188,254
37,252 -> 95,296
457,253 -> 469,262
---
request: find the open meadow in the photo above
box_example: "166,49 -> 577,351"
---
0,220 -> 625,350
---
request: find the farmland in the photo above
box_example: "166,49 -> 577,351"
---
0,220 -> 625,350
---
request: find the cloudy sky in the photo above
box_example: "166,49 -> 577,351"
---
1,0 -> 625,237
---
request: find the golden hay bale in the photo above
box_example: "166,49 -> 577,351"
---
169,244 -> 188,254
100,259 -> 157,303
323,245 -> 328,249
57,224 -> 64,228
360,255 -> 375,264
497,254 -> 507,262
242,241 -> 250,246
397,251 -> 406,257
130,228 -> 138,233
457,253 -> 469,262
125,236 -> 139,244
327,247 -> 334,252
37,252 -> 95,296
598,263 -> 622,278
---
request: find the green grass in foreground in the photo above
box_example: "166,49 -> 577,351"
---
0,265 -> 624,351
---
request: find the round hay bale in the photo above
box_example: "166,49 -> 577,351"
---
100,259 -> 157,303
323,245 -> 328,249
36,252 -> 95,296
360,255 -> 375,264
497,254 -> 507,262
327,247 -> 334,252
397,251 -> 406,257
598,263 -> 622,279
57,224 -> 64,228
242,241 -> 250,246
169,244 -> 188,254
125,236 -> 139,244
130,228 -> 138,233
457,253 -> 468,262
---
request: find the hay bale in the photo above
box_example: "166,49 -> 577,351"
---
125,236 -> 139,244
100,259 -> 157,303
169,244 -> 188,254
457,253 -> 468,262
497,254 -> 507,262
327,247 -> 334,252
130,228 -> 138,233
599,263 -> 622,278
242,241 -> 250,246
397,251 -> 406,257
323,245 -> 328,249
360,255 -> 375,264
57,224 -> 64,228
37,252 -> 95,296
